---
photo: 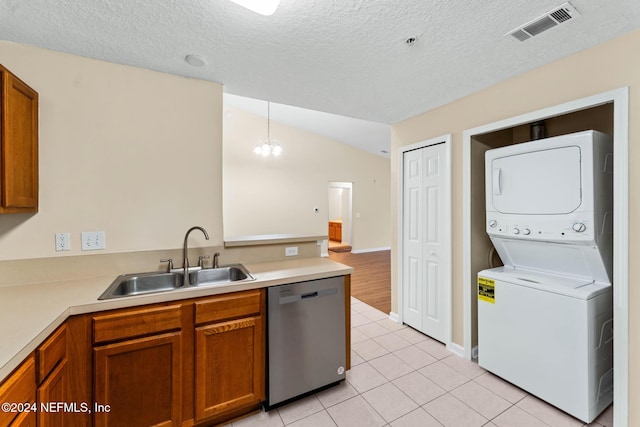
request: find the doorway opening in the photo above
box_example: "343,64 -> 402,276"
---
328,182 -> 352,253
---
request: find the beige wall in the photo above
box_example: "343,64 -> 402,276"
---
0,41 -> 223,260
223,106 -> 391,252
392,29 -> 640,422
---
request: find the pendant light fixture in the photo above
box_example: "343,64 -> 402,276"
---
228,0 -> 280,16
253,101 -> 282,157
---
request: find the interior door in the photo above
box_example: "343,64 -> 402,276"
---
490,146 -> 582,214
402,142 -> 450,343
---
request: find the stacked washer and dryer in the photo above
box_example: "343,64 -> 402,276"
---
477,130 -> 614,423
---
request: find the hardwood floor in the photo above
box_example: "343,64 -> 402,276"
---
328,250 -> 391,314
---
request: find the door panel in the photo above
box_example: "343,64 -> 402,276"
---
426,261 -> 439,320
403,149 -> 423,329
490,146 -> 581,215
403,143 -> 450,343
195,316 -> 263,420
94,332 -> 182,427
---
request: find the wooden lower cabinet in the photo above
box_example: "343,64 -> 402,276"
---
36,324 -> 69,427
195,316 -> 264,421
89,290 -> 265,426
93,331 -> 182,427
8,410 -> 36,427
328,221 -> 342,242
0,287 -> 277,427
0,355 -> 36,427
37,359 -> 67,427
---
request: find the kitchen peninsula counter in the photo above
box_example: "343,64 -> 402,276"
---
0,257 -> 353,381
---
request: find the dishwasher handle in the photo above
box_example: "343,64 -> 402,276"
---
279,287 -> 338,304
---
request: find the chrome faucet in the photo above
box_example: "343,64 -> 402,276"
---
183,226 -> 209,285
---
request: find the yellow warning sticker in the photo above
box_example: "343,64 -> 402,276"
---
478,277 -> 495,304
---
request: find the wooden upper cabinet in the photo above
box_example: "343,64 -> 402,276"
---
0,65 -> 38,213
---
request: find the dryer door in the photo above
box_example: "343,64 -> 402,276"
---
489,146 -> 582,215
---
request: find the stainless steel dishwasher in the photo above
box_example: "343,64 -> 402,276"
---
266,276 -> 346,409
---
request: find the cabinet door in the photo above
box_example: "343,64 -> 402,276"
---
195,316 -> 264,421
1,67 -> 38,212
9,410 -> 36,427
94,332 -> 182,427
0,356 -> 36,427
37,359 -> 67,427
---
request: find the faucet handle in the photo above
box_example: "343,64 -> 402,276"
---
198,255 -> 210,269
160,258 -> 174,272
213,252 -> 221,269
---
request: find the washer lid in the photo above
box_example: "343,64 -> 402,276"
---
490,236 -> 611,284
478,266 -> 610,299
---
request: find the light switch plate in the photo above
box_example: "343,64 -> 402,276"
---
81,231 -> 106,250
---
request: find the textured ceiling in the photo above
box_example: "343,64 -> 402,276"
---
1,0 -> 639,153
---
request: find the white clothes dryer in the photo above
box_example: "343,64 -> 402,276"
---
485,130 -> 613,281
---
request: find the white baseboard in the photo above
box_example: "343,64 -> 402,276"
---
321,251 -> 329,257
351,246 -> 391,254
388,312 -> 400,323
447,342 -> 466,358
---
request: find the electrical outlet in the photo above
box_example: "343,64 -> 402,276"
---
81,231 -> 106,251
285,246 -> 298,256
55,233 -> 70,251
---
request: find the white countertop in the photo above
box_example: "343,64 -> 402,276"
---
0,257 -> 353,381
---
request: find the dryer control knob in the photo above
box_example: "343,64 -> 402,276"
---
488,220 -> 497,228
512,228 -> 520,235
523,228 -> 531,235
572,222 -> 586,232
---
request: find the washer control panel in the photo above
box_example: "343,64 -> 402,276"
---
486,216 -> 595,242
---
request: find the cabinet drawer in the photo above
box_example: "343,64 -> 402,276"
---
195,289 -> 263,325
93,304 -> 182,344
36,324 -> 66,384
0,355 -> 36,427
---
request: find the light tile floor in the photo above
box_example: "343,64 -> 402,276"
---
230,298 -> 614,427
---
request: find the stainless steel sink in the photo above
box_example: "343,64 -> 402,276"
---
98,264 -> 255,300
189,264 -> 255,287
98,272 -> 184,300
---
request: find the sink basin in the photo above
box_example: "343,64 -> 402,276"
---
189,264 -> 255,287
98,272 -> 184,300
98,264 -> 255,300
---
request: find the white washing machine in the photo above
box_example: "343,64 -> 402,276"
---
478,130 -> 614,423
478,267 -> 613,422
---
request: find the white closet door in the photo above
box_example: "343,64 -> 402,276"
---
403,142 -> 450,343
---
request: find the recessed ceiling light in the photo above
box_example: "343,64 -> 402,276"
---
229,0 -> 280,16
185,54 -> 207,67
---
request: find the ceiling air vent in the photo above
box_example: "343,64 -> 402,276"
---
506,2 -> 580,41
